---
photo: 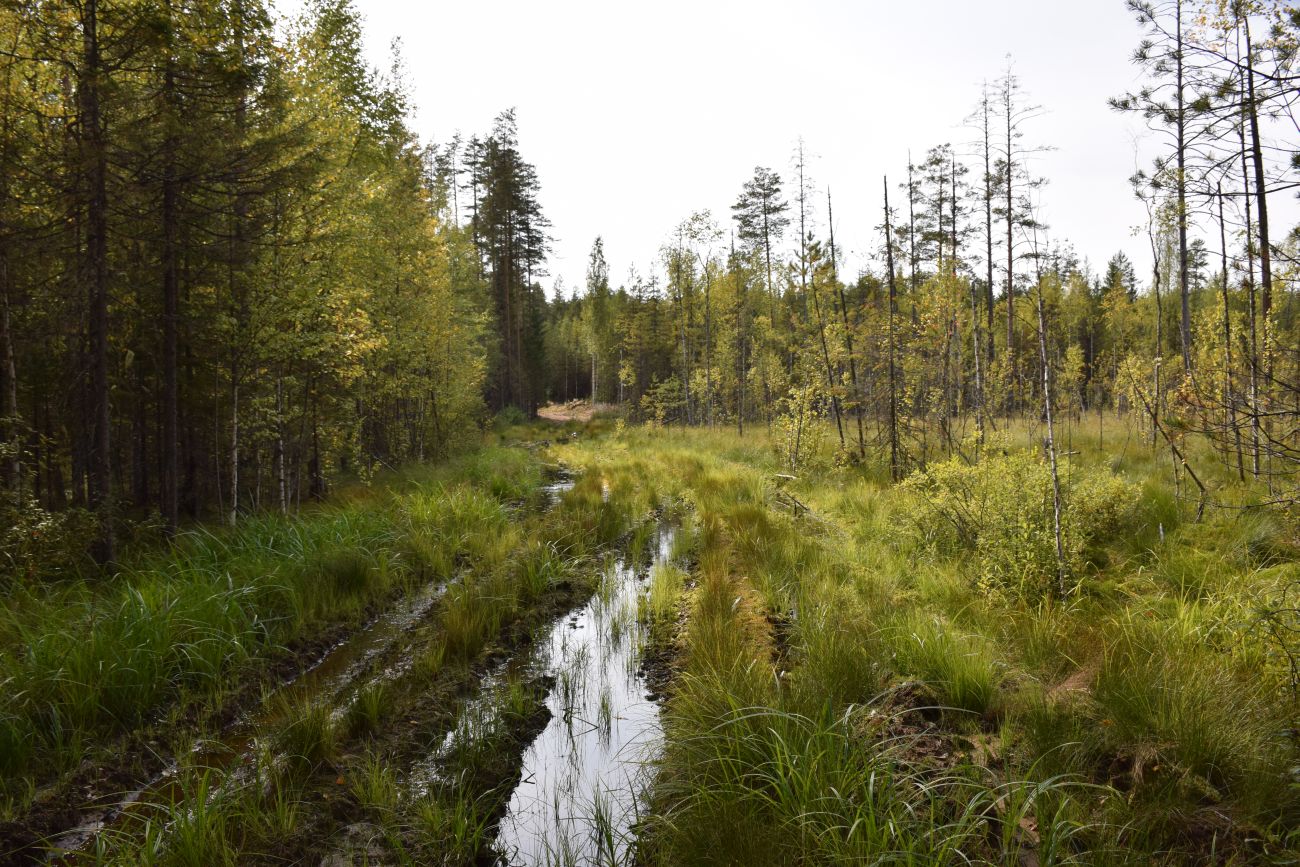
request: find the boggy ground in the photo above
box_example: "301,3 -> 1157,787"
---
5,416 -> 1300,865
555,421 -> 1300,866
0,435 -> 666,864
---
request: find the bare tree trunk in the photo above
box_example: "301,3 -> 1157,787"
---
703,260 -> 714,427
1218,184 -> 1245,481
829,190 -> 865,459
82,0 -> 114,566
1240,111 -> 1261,478
1243,15 -> 1272,365
1035,277 -> 1067,596
229,376 -> 239,525
1242,15 -> 1273,483
675,233 -> 692,425
1175,0 -> 1192,375
276,376 -> 287,514
884,177 -> 901,482
1150,236 -> 1163,449
970,277 -> 985,448
1005,81 -> 1016,415
737,269 -> 746,437
0,19 -> 19,495
906,155 -> 917,291
983,87 -> 996,366
161,49 -> 180,535
0,256 -> 17,492
809,266 -> 844,448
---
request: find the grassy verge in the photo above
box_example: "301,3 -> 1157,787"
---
74,441 -> 666,864
0,445 -> 548,822
557,420 -> 1300,865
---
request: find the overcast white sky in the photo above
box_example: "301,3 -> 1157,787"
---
275,0 -> 1281,294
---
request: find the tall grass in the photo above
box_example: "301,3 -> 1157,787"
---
558,420 -> 1300,862
0,445 -> 547,796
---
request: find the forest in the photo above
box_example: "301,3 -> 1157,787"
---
1,0 -> 1299,864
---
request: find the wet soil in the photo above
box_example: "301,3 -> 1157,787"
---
2,476 -> 577,866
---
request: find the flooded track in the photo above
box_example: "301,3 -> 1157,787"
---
44,473 -> 580,863
46,575 -> 451,859
495,523 -> 673,865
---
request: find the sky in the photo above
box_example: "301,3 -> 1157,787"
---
274,0 -> 1281,295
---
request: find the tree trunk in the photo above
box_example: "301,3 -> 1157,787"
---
161,49 -> 180,535
983,90 -> 996,366
0,255 -> 17,492
1175,0 -> 1192,375
276,376 -> 287,514
884,177 -> 901,482
1036,277 -> 1067,597
82,0 -> 114,566
1240,109 -> 1261,478
1218,184 -> 1245,481
830,190 -> 865,459
1005,82 -> 1016,414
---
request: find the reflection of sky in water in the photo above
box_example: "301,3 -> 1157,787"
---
496,526 -> 674,866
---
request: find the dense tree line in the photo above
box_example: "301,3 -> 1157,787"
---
3,0 -> 1297,573
543,0 -> 1298,500
0,0 -> 510,565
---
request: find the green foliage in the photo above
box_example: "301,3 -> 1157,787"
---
0,445 -> 543,792
0,495 -> 95,584
273,697 -> 338,775
344,681 -> 390,738
887,614 -> 1002,717
902,448 -> 1142,596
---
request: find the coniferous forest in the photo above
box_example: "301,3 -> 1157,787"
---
1,1 -> 1300,864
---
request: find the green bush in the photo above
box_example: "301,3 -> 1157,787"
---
901,448 -> 1141,596
0,494 -> 96,583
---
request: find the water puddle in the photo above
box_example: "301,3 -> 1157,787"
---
492,522 -> 675,865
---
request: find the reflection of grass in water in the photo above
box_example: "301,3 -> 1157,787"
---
595,558 -> 620,610
607,593 -> 642,655
597,686 -> 614,743
528,786 -> 634,867
558,645 -> 589,725
591,788 -> 619,866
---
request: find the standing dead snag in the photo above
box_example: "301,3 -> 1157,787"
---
1035,276 -> 1068,597
883,177 -> 901,483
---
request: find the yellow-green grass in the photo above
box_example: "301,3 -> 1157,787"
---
558,418 -> 1300,864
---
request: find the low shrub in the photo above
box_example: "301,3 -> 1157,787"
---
901,448 -> 1142,596
0,494 -> 96,584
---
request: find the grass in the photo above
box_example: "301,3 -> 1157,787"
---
8,432 -> 671,864
14,415 -> 1300,863
272,695 -> 339,775
885,613 -> 1003,718
0,444 -> 549,808
641,561 -> 686,626
344,681 -> 391,738
349,751 -> 401,817
555,417 -> 1300,864
408,782 -> 493,862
